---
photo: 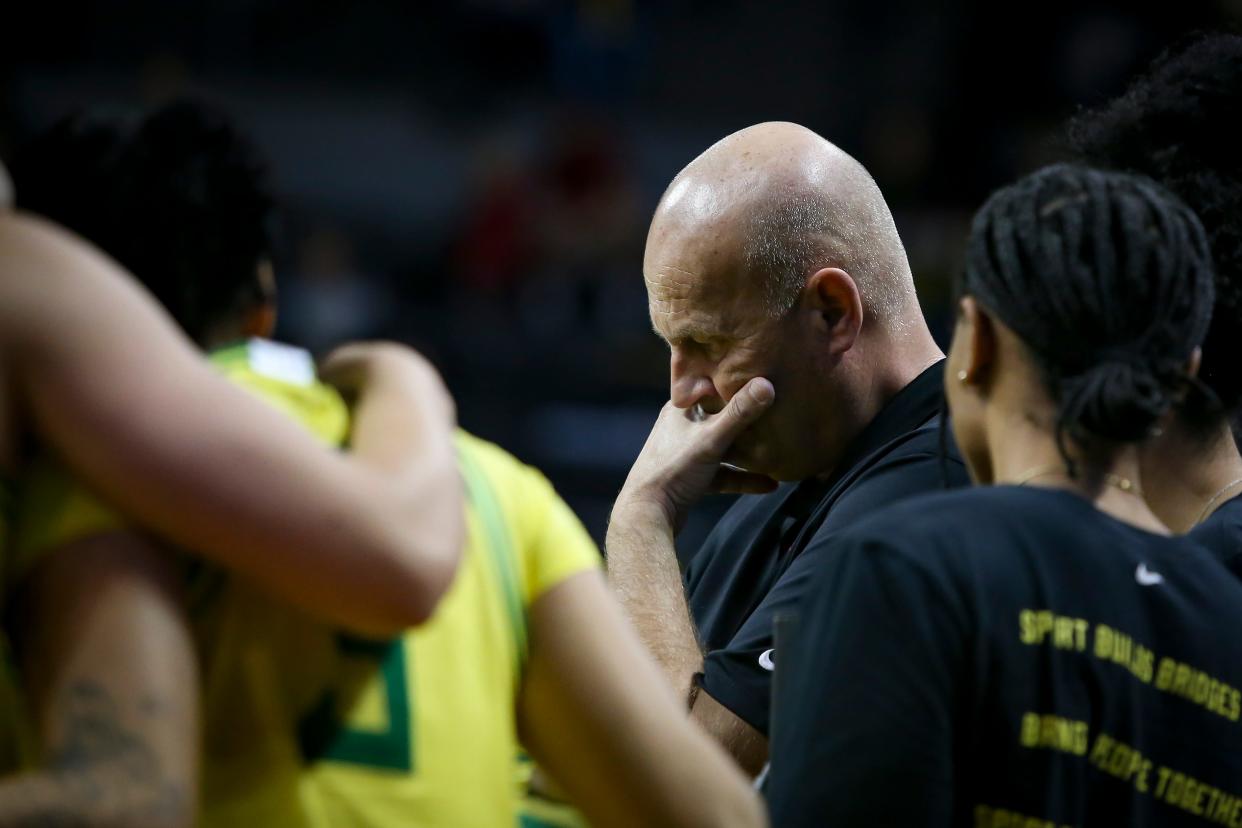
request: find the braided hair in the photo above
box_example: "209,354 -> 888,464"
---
958,163 -> 1215,472
1069,32 -> 1242,431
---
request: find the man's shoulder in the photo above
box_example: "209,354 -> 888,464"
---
869,412 -> 952,455
849,414 -> 964,485
698,410 -> 961,544
693,484 -> 800,550
682,484 -> 801,595
810,423 -> 965,537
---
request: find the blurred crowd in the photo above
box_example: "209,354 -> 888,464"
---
1,0 -> 1236,542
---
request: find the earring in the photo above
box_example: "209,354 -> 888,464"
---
957,370 -> 968,382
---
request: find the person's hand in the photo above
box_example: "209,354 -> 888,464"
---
614,377 -> 776,534
320,341 -> 455,425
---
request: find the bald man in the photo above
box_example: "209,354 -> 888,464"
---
608,122 -> 968,774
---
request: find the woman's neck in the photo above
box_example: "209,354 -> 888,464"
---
1140,418 -> 1242,533
986,410 -> 1170,535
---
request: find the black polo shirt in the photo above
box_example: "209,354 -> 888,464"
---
1190,492 -> 1242,578
767,486 -> 1242,827
684,360 -> 968,736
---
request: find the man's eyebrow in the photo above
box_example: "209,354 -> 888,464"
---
655,321 -> 716,343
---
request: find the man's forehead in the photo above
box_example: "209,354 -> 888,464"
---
645,262 -> 758,340
645,267 -> 698,332
648,303 -> 721,341
643,222 -> 744,294
645,261 -> 700,299
642,184 -> 759,334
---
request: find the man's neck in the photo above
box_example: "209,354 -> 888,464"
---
1142,419 -> 1242,533
881,313 -> 945,391
856,324 -> 944,420
807,333 -> 943,482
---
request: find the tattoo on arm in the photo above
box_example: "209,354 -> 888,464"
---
0,680 -> 188,827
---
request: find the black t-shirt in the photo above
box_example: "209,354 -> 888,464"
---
1190,492 -> 1242,578
767,486 -> 1242,828
684,361 -> 968,735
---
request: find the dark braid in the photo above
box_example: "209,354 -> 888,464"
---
958,163 -> 1215,472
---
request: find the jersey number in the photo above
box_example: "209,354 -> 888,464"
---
297,634 -> 415,772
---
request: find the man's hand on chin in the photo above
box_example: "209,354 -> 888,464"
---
613,377 -> 778,535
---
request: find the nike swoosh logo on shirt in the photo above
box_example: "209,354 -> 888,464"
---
758,649 -> 775,671
1135,563 -> 1164,586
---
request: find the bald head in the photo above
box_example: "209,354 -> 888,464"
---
650,122 -> 916,327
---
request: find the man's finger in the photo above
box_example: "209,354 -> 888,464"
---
712,377 -> 775,440
711,466 -> 779,495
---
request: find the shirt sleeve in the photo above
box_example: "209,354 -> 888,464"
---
817,448 -> 966,535
699,450 -> 961,736
699,543 -> 819,735
521,465 -> 602,606
765,529 -> 964,827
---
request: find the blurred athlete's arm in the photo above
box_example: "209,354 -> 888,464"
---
0,213 -> 461,635
0,532 -> 197,827
517,569 -> 767,828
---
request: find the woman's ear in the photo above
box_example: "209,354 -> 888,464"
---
958,296 -> 996,386
1186,346 -> 1202,380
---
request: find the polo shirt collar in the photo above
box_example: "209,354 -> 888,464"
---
818,359 -> 946,486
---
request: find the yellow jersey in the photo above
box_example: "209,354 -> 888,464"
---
14,338 -> 602,827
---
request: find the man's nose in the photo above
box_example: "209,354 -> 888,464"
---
670,350 -> 720,410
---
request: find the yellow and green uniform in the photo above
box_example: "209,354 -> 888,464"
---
14,338 -> 601,827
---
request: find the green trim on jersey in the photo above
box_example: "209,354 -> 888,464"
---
297,635 -> 415,773
208,340 -> 251,370
458,445 -> 528,672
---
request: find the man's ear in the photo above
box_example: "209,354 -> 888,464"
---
957,296 -> 996,386
805,267 -> 863,356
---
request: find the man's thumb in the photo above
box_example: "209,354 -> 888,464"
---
718,377 -> 775,432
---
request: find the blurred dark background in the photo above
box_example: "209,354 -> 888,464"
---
2,0 -> 1238,549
